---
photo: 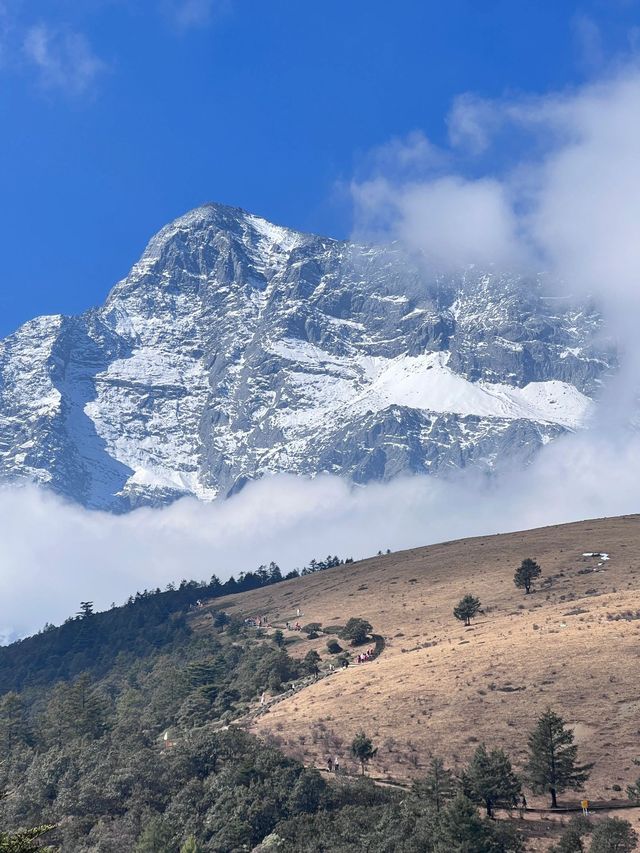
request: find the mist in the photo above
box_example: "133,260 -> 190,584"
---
1,424 -> 639,642
351,63 -> 640,406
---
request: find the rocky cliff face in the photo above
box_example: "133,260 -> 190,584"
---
0,203 -> 614,510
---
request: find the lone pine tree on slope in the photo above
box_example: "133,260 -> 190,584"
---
351,731 -> 377,776
514,558 -> 542,594
525,709 -> 592,808
453,594 -> 481,627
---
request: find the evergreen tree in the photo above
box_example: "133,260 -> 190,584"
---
302,650 -> 321,676
44,674 -> 108,744
464,744 -> 521,817
212,610 -> 230,630
69,673 -> 108,739
0,692 -> 31,751
549,816 -> 592,853
256,565 -> 270,585
627,766 -> 640,802
514,558 -> 542,594
590,818 -> 637,853
76,601 -> 94,619
434,793 -> 523,852
134,816 -> 176,853
0,825 -> 57,852
412,756 -> 456,813
351,731 -> 377,775
179,836 -> 203,853
272,630 -> 285,648
289,770 -> 325,814
525,709 -> 593,808
268,562 -> 282,583
340,618 -> 373,645
453,594 -> 481,626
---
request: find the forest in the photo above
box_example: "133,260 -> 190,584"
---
0,557 -> 637,852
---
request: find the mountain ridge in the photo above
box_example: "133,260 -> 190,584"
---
0,203 -> 614,510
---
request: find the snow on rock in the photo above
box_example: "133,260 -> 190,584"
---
0,202 -> 615,510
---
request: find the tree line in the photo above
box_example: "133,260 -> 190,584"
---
0,554 -> 353,694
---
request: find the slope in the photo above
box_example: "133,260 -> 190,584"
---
208,513 -> 640,801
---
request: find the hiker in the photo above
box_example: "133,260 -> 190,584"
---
519,794 -> 527,818
334,757 -> 340,775
260,692 -> 266,706
327,756 -> 333,772
581,798 -> 589,815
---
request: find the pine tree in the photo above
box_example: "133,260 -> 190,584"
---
0,692 -> 31,751
134,816 -> 175,852
412,756 -> 456,813
351,731 -> 378,775
340,618 -> 373,645
179,836 -> 204,853
434,794 -> 485,852
463,744 -> 521,817
303,650 -> 321,676
453,594 -> 481,626
76,601 -> 94,618
514,558 -> 542,594
69,673 -> 108,739
44,674 -> 108,744
0,823 -> 57,852
525,709 -> 593,808
433,793 -> 523,852
268,562 -> 282,583
548,816 -> 592,853
590,818 -> 637,853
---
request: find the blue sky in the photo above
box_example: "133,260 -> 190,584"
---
1,0 -> 639,337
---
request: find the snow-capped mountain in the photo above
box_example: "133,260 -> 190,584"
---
0,203 -> 613,510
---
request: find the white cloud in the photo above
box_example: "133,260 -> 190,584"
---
163,0 -> 224,31
352,66 -> 640,374
352,173 -> 528,272
23,23 -> 106,95
2,427 -> 640,643
3,48 -> 640,649
572,14 -> 606,71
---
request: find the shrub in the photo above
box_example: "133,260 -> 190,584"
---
590,818 -> 637,853
340,618 -> 373,646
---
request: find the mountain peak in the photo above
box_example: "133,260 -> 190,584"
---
0,206 -> 611,510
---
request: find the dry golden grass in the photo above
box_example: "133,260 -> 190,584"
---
203,514 -> 640,844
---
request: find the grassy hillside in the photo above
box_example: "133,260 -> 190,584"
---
3,514 -> 640,851
208,514 -> 640,803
